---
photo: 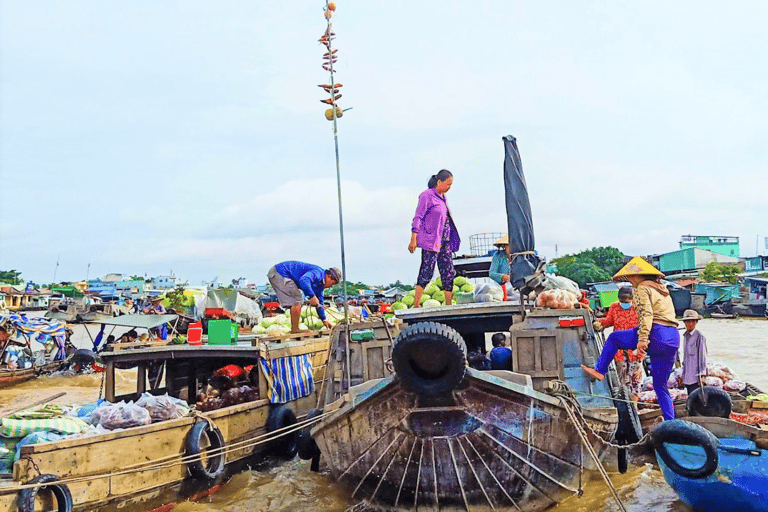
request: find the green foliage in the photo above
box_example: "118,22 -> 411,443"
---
0,270 -> 23,285
701,262 -> 742,284
552,246 -> 624,288
328,280 -> 370,297
384,280 -> 414,291
164,286 -> 190,312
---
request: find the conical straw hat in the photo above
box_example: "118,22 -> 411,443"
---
612,256 -> 664,282
494,235 -> 509,247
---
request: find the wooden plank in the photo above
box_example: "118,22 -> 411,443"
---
109,339 -> 171,352
250,331 -> 326,346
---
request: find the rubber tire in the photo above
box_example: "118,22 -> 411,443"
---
185,421 -> 226,480
71,348 -> 102,365
686,386 -> 732,418
612,385 -> 642,474
18,474 -> 73,512
391,322 -> 467,396
651,419 -> 719,479
266,405 -> 299,460
297,408 -> 323,461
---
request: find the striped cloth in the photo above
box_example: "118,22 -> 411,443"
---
259,354 -> 315,404
0,314 -> 67,360
0,417 -> 89,438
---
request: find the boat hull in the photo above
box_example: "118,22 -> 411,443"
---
0,361 -> 64,389
313,370 -> 617,511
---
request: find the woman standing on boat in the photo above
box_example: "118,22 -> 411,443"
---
583,257 -> 680,420
408,169 -> 461,307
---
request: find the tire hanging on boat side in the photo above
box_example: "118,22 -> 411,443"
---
391,321 -> 467,396
651,419 -> 719,479
18,474 -> 73,512
184,420 -> 226,479
611,384 -> 642,473
266,404 -> 299,460
297,408 -> 323,462
686,386 -> 732,418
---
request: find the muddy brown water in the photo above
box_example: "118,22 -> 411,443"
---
4,316 -> 766,511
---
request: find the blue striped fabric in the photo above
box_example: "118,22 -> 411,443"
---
0,314 -> 67,360
259,354 -> 315,404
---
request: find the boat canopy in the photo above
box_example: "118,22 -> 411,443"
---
86,314 -> 177,329
503,135 -> 544,292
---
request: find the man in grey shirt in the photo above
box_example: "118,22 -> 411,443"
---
681,309 -> 707,394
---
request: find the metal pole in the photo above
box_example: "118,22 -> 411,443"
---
324,1 -> 351,391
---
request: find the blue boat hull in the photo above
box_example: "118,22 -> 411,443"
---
657,437 -> 768,512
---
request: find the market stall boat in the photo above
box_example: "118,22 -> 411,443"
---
310,304 -> 640,511
45,298 -> 129,323
0,314 -> 71,389
651,417 -> 768,512
0,332 -> 331,512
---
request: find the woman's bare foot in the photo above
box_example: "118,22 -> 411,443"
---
581,364 -> 605,381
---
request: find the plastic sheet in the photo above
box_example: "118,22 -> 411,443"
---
136,393 -> 177,423
91,401 -> 151,429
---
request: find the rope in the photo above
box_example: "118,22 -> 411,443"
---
1,408 -> 335,494
555,395 -> 628,512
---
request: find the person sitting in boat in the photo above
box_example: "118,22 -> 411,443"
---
408,169 -> 461,307
489,332 -> 512,370
124,297 -> 136,314
489,236 -> 511,286
681,309 -> 707,394
267,261 -> 342,333
582,256 -> 680,421
593,286 -> 643,394
118,329 -> 138,344
143,296 -> 166,315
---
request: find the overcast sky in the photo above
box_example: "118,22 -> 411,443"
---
1,1 -> 766,287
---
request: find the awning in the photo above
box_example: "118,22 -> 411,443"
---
85,314 -> 177,329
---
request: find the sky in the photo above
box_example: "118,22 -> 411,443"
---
1,1 -> 766,288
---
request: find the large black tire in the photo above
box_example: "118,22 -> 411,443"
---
266,405 -> 299,460
71,349 -> 102,365
297,408 -> 323,461
651,419 -> 719,479
391,322 -> 467,396
18,474 -> 73,512
612,385 -> 642,474
185,420 -> 226,480
686,386 -> 732,418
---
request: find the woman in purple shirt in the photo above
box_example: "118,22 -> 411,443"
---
408,169 -> 461,307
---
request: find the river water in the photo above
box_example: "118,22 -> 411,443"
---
3,317 -> 766,511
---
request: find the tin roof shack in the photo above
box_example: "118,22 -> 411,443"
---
694,283 -> 740,305
658,247 -> 744,276
744,256 -> 767,275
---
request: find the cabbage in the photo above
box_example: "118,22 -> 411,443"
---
452,285 -> 459,294
424,283 -> 438,296
423,299 -> 442,308
266,325 -> 288,336
254,325 -> 267,335
431,290 -> 446,302
391,301 -> 407,311
454,276 -> 467,287
461,283 -> 474,293
435,277 -> 442,287
421,293 -> 431,301
298,323 -> 309,331
260,318 -> 274,328
274,315 -> 290,325
402,295 -> 415,306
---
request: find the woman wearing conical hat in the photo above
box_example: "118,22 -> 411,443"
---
582,256 -> 680,420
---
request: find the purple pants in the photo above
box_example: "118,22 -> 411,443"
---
596,324 -> 680,420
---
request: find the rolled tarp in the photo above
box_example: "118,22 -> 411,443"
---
503,135 -> 543,291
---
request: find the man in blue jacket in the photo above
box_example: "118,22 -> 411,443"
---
267,261 -> 342,333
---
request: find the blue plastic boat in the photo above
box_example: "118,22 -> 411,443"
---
652,419 -> 768,512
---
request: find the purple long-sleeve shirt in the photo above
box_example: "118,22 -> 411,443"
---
411,188 -> 461,253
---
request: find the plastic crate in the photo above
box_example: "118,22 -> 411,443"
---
350,329 -> 375,341
208,320 -> 237,345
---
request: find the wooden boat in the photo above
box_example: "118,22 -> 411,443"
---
651,418 -> 768,512
0,331 -> 331,512
0,361 -> 64,389
310,305 -> 639,511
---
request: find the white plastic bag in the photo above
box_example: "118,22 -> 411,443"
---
474,281 -> 504,303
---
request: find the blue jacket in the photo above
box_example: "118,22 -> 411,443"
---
490,346 -> 512,370
489,250 -> 510,285
274,261 -> 327,320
